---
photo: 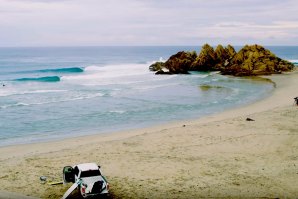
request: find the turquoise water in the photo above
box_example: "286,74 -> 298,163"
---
0,46 -> 296,146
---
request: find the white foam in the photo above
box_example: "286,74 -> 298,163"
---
63,93 -> 104,101
0,92 -> 104,109
197,74 -> 209,78
16,102 -> 29,106
109,110 -> 126,114
134,83 -> 180,91
84,65 -> 104,71
0,89 -> 67,97
147,58 -> 165,65
0,102 -> 29,109
25,90 -> 67,94
62,63 -> 153,86
0,105 -> 9,109
159,57 -> 166,62
84,63 -> 149,76
288,59 -> 298,64
210,71 -> 220,75
0,91 -> 12,97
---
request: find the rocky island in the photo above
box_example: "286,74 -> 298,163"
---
149,44 -> 294,76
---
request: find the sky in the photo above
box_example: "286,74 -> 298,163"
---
0,0 -> 298,47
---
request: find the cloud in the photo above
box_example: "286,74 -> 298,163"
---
0,0 -> 297,46
194,21 -> 298,44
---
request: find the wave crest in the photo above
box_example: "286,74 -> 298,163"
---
14,67 -> 84,74
289,60 -> 298,65
38,67 -> 84,73
15,76 -> 60,82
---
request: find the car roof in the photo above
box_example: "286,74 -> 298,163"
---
76,163 -> 99,171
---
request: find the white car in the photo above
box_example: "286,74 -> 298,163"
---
63,163 -> 109,198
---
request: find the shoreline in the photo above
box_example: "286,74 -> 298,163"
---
0,70 -> 292,157
0,73 -> 277,150
0,72 -> 274,149
0,69 -> 297,198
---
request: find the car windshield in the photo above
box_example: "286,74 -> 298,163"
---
80,170 -> 101,178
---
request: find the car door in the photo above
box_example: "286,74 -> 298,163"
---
63,166 -> 75,183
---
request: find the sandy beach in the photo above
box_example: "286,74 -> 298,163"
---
0,69 -> 297,198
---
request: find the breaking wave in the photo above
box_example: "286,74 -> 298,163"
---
15,76 -> 60,82
37,67 -> 84,73
13,67 -> 84,74
289,60 -> 298,65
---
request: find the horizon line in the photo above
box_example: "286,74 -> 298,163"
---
1,44 -> 298,48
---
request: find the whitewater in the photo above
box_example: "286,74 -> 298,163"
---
0,46 -> 297,146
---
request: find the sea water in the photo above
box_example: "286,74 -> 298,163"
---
0,46 -> 297,146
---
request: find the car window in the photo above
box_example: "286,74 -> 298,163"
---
80,170 -> 101,178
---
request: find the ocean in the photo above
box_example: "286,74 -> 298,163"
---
0,46 -> 297,146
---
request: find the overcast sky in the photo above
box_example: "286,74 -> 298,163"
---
0,0 -> 298,47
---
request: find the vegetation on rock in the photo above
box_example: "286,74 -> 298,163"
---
191,44 -> 217,71
222,44 -> 294,76
149,44 -> 294,76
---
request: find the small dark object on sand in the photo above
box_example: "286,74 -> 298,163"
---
294,97 -> 298,106
246,118 -> 255,121
40,176 -> 47,184
182,125 -> 186,127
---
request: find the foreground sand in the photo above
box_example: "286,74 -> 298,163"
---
0,70 -> 297,198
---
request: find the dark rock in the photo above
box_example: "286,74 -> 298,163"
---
155,70 -> 173,75
149,62 -> 165,72
149,44 -> 294,76
294,97 -> 298,105
214,44 -> 231,70
191,44 -> 217,71
215,44 -> 229,62
164,51 -> 196,74
224,44 -> 294,76
246,118 -> 255,121
225,44 -> 237,58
